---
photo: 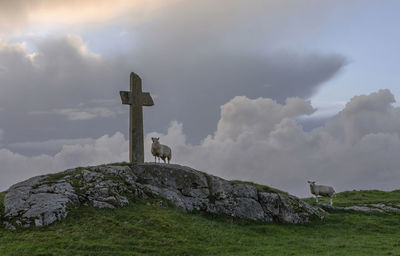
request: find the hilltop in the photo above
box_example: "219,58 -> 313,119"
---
2,163 -> 324,229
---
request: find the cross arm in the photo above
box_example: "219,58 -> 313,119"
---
120,91 -> 154,106
141,92 -> 154,106
120,91 -> 131,105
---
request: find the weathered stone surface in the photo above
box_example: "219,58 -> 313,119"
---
258,192 -> 324,223
2,163 -> 325,229
4,176 -> 78,228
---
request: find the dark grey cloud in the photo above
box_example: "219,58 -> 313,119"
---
127,0 -> 347,142
136,51 -> 345,142
0,36 -> 131,146
0,0 -> 347,149
8,137 -> 96,156
0,37 -> 345,148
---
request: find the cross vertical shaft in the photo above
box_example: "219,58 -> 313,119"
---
130,73 -> 143,163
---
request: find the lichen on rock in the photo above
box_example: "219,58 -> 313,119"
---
2,163 -> 326,229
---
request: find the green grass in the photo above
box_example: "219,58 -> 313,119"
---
104,162 -> 134,167
1,191 -> 400,255
303,189 -> 400,207
230,180 -> 289,195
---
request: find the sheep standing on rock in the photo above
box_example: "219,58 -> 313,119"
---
151,137 -> 172,164
308,181 -> 335,206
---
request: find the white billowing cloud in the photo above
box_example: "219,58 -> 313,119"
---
53,132 -> 128,166
145,89 -> 400,197
0,132 -> 128,191
215,96 -> 315,140
322,89 -> 400,144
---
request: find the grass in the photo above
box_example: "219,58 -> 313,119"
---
230,180 -> 289,195
1,190 -> 400,255
104,162 -> 134,167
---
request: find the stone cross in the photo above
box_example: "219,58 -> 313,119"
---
120,72 -> 154,163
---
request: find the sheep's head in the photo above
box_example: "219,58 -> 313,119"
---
307,181 -> 316,186
151,137 -> 160,143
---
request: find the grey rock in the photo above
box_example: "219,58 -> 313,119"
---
92,200 -> 115,209
2,163 -> 325,229
209,176 -> 233,200
232,184 -> 258,200
370,203 -> 400,212
258,192 -> 321,224
82,169 -> 104,183
3,221 -> 16,230
319,203 -> 400,213
258,192 -> 281,216
345,205 -> 384,213
232,198 -> 265,220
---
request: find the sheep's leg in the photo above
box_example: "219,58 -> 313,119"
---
154,156 -> 157,163
330,197 -> 333,206
315,196 -> 318,203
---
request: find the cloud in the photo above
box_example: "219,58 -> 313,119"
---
0,36 -> 346,147
127,0 -> 348,142
31,106 -> 118,120
8,137 -> 96,156
322,89 -> 400,144
144,89 -> 400,197
0,36 -> 131,144
0,0 -> 177,30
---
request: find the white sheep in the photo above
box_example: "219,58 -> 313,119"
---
307,181 -> 335,206
151,137 -> 172,164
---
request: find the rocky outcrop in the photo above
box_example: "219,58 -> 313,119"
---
3,163 -> 326,229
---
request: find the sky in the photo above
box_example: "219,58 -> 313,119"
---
1,0 -> 400,197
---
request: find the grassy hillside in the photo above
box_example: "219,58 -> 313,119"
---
0,190 -> 400,255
